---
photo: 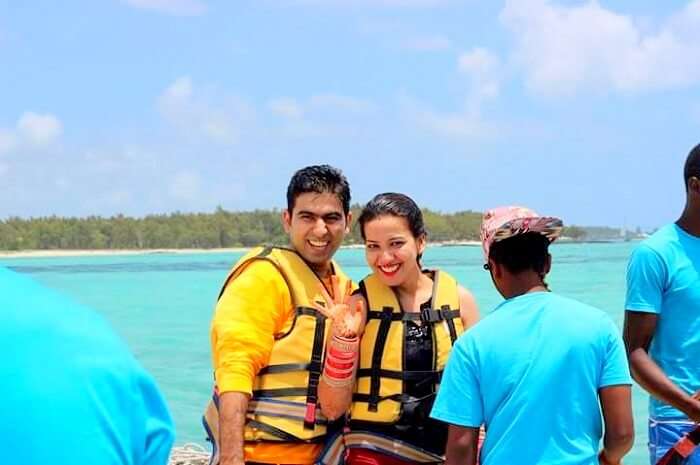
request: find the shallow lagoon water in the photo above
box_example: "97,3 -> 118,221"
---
3,242 -> 652,464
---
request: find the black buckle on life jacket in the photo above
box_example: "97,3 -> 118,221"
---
420,308 -> 443,323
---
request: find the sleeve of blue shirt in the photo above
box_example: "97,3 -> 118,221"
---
132,365 -> 176,465
599,318 -> 633,387
430,336 -> 483,427
625,244 -> 667,313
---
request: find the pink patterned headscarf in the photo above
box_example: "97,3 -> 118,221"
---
480,206 -> 563,264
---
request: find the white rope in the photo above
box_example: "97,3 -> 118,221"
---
168,443 -> 212,465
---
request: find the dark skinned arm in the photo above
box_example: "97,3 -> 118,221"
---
623,310 -> 700,421
218,391 -> 250,465
444,425 -> 479,465
598,385 -> 634,464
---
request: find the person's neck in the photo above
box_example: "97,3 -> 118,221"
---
677,202 -> 700,238
501,273 -> 547,299
396,267 -> 432,303
309,261 -> 333,279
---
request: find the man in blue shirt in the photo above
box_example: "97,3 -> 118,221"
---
624,143 -> 700,465
0,266 -> 174,464
431,206 -> 634,465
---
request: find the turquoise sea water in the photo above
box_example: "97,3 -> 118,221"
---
2,243 -> 652,464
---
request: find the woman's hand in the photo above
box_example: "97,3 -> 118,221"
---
314,276 -> 363,338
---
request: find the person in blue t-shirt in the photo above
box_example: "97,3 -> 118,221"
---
431,206 -> 634,465
0,266 -> 174,464
624,142 -> 700,465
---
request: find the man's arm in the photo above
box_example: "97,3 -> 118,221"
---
211,261 -> 291,465
218,392 -> 250,465
444,425 -> 479,465
623,311 -> 700,420
598,385 -> 634,465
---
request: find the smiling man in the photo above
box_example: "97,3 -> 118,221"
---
204,165 -> 354,465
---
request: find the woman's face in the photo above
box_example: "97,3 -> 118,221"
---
363,214 -> 426,287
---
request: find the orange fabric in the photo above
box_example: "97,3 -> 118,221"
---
243,442 -> 322,464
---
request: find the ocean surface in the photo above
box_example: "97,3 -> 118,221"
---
2,242 -> 653,464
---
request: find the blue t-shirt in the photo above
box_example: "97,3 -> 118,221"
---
431,291 -> 631,465
0,267 -> 174,464
625,223 -> 700,420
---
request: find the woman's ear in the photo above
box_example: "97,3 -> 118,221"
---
416,233 -> 427,257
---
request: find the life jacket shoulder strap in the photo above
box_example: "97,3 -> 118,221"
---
430,269 -> 461,344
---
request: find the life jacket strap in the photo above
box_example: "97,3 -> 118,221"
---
356,368 -> 442,382
365,308 -> 460,322
248,398 -> 328,425
442,305 -> 458,345
368,305 -> 394,412
301,309 -> 326,430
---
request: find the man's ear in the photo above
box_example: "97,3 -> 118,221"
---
491,261 -> 503,280
282,209 -> 292,233
544,253 -> 552,275
345,211 -> 353,234
689,176 -> 700,195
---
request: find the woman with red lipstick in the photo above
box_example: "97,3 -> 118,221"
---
316,192 -> 479,465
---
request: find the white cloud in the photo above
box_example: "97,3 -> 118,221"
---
501,0 -> 700,96
458,48 -> 502,100
17,112 -> 63,146
309,94 -> 376,113
399,95 -> 496,139
269,93 -> 375,119
163,76 -> 193,100
0,112 -> 62,154
122,0 -> 207,16
293,0 -> 448,7
267,93 -> 376,138
0,129 -> 17,155
168,170 -> 201,201
268,98 -> 304,120
402,35 -> 452,51
395,48 -> 503,140
158,76 -> 253,145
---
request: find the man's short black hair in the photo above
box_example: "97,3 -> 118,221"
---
286,165 -> 351,214
684,143 -> 700,190
489,232 -> 550,275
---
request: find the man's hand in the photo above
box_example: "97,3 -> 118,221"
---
314,276 -> 363,338
683,391 -> 700,422
599,450 -> 622,465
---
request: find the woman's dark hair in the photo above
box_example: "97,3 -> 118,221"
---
489,232 -> 551,286
286,165 -> 351,214
358,193 -> 426,261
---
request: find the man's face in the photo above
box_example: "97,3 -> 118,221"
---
283,192 -> 351,273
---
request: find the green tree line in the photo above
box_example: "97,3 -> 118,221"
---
0,206 -> 588,251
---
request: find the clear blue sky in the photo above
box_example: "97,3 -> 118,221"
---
1,0 -> 698,229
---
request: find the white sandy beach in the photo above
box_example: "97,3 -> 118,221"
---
0,241 -> 484,259
0,247 -> 251,259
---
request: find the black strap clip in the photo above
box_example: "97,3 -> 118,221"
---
420,308 -> 442,323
